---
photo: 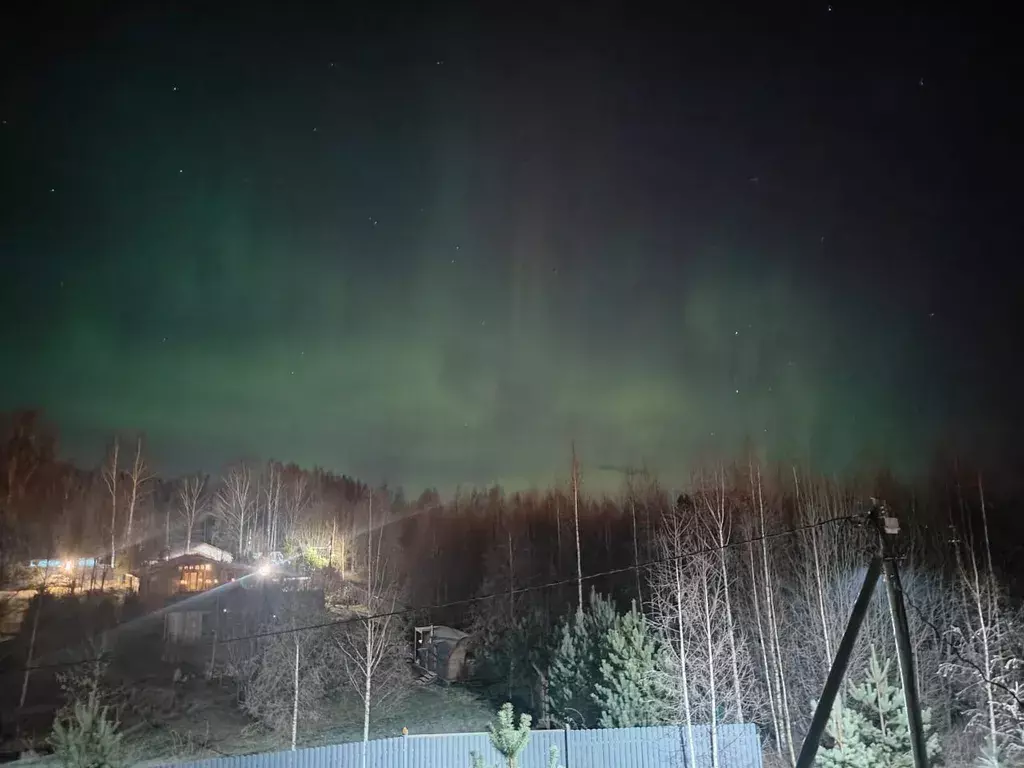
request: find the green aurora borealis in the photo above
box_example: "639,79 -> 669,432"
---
1,4 -> 1018,493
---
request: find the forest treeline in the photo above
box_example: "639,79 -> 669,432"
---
2,409 -> 1024,765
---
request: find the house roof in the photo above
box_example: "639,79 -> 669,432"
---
166,543 -> 234,562
134,551 -> 255,577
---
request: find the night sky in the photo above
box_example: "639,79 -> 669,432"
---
1,3 -> 1019,493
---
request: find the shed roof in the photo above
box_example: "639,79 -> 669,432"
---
428,625 -> 469,642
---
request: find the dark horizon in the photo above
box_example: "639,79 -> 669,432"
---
2,3 -> 1020,493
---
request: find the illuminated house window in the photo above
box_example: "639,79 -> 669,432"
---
177,564 -> 210,592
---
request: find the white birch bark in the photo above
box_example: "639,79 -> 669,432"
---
123,436 -> 149,562
571,443 -> 583,609
103,438 -> 119,568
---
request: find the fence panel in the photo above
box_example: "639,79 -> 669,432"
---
156,722 -> 762,768
566,726 -> 679,768
408,731 -> 492,766
520,729 -> 564,766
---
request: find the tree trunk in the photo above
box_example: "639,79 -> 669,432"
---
701,573 -> 719,768
361,490 -> 373,768
292,635 -> 300,750
330,519 -> 336,569
362,619 -> 372,768
977,477 -> 1001,758
757,466 -> 795,765
508,529 -> 515,699
631,498 -> 643,606
968,516 -> 998,756
107,438 -> 119,569
555,495 -> 562,571
572,443 -> 582,609
748,537 -> 781,752
712,478 -> 743,724
208,629 -> 218,681
810,527 -> 834,670
124,437 -> 146,569
796,469 -> 835,674
674,557 -> 697,768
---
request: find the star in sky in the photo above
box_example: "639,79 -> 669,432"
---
0,0 -> 1010,491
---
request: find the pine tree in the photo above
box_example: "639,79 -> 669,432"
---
547,609 -> 587,727
469,703 -> 561,768
594,600 -> 667,727
816,648 -> 942,767
50,691 -> 124,768
546,589 -> 618,728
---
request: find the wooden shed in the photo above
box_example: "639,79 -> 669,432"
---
414,625 -> 471,683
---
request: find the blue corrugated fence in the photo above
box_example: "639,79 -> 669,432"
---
159,724 -> 762,768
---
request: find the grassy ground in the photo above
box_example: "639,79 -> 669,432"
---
306,685 -> 495,745
15,684 -> 494,766
116,683 -> 495,765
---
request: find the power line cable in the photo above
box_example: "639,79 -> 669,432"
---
5,513 -> 855,675
204,512 -> 858,646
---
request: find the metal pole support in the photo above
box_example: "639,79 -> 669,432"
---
873,502 -> 930,768
796,555 -> 883,768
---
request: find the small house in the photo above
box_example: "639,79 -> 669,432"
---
133,546 -> 255,651
414,625 -> 471,683
136,547 -> 252,607
132,546 -> 325,666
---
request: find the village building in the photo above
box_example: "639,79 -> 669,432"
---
414,624 -> 472,683
132,545 -> 323,665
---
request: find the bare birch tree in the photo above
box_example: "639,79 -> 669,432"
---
102,437 -> 119,568
281,471 -> 312,550
942,475 -> 1024,764
262,462 -> 282,554
571,442 -> 583,609
177,474 -> 207,553
216,464 -> 253,558
123,437 -> 151,563
697,467 -> 746,724
753,464 -> 796,766
653,494 -> 757,768
651,507 -> 698,768
335,491 -> 408,768
225,612 -> 333,743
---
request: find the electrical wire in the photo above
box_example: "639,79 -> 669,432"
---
4,513 -> 856,676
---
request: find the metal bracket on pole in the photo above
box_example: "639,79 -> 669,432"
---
796,555 -> 883,768
872,501 -> 930,768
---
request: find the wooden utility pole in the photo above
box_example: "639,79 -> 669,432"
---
797,501 -> 929,768
874,501 -> 929,768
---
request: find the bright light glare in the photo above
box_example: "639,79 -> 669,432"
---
258,564 -> 272,577
64,561 -> 73,572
